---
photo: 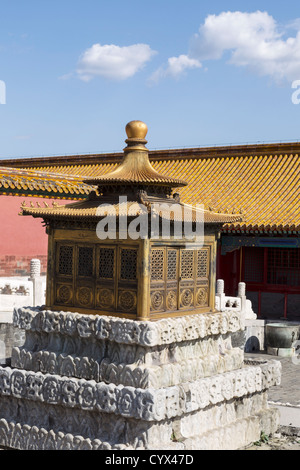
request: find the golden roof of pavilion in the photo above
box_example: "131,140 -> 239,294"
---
82,121 -> 187,188
20,197 -> 242,224
19,120 -> 243,226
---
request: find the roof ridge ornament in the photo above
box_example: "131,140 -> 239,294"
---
82,120 -> 187,188
124,120 -> 148,153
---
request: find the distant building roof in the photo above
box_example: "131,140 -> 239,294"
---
0,166 -> 92,199
1,141 -> 299,232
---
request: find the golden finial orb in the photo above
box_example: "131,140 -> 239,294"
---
125,120 -> 148,140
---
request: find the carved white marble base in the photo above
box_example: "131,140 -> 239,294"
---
0,307 -> 281,450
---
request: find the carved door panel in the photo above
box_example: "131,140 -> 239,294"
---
195,247 -> 210,308
179,249 -> 195,310
95,246 -> 116,311
166,248 -> 179,311
75,245 -> 95,309
178,247 -> 210,310
150,247 -> 165,313
117,247 -> 138,314
150,245 -> 211,314
150,246 -> 180,313
55,243 -> 75,307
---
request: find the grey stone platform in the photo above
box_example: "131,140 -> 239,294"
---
0,307 -> 281,450
245,352 -> 300,431
0,311 -> 25,365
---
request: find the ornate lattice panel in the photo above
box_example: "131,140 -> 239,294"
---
99,248 -> 115,279
120,249 -> 137,280
150,246 -> 213,314
195,248 -> 210,307
55,242 -> 139,316
58,246 -> 73,276
181,250 -> 194,279
197,249 -> 209,278
165,249 -> 178,312
78,247 -> 94,277
150,248 -> 165,313
151,249 -> 164,281
53,239 -> 212,317
167,249 -> 177,280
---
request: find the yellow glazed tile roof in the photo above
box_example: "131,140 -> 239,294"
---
0,166 -> 92,199
1,142 -> 299,232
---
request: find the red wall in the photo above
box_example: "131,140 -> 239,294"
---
217,245 -> 241,296
0,195 -> 69,276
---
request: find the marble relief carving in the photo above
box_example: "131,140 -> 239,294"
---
0,306 -> 281,450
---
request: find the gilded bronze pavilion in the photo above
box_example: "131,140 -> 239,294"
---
21,121 -> 242,320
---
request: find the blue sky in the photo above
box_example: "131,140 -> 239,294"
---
1,0 -> 300,158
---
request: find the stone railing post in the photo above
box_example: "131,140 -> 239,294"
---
238,281 -> 256,320
215,279 -> 226,311
29,259 -> 44,307
238,282 -> 246,314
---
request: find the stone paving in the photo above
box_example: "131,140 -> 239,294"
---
245,352 -> 300,407
245,352 -> 300,450
246,432 -> 300,450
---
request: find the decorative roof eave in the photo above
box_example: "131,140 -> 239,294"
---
0,166 -> 93,199
19,199 -> 243,225
24,199 -> 298,232
223,223 -> 300,234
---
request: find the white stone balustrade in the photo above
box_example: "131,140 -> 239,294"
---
215,279 -> 257,320
0,259 -> 46,313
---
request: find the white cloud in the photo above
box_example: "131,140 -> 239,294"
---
77,43 -> 156,81
190,10 -> 300,83
151,11 -> 300,84
149,54 -> 202,83
58,72 -> 74,81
